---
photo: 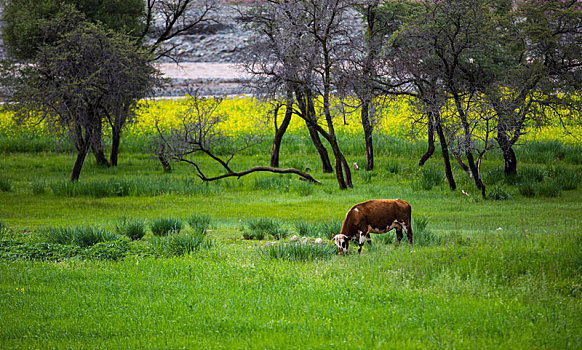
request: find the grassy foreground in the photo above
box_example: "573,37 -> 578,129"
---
1,136 -> 582,348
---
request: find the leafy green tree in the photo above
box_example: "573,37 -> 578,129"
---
9,23 -> 157,181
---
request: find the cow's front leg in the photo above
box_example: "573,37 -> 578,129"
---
358,231 -> 366,254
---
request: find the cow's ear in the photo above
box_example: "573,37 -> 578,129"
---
331,234 -> 336,238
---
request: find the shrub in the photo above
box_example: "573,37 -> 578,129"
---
44,226 -> 120,248
116,217 -> 147,241
151,218 -> 183,236
243,218 -> 288,240
488,185 -> 512,200
187,214 -> 211,236
0,178 -> 12,192
262,242 -> 337,261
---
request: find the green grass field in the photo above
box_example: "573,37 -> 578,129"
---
1,132 -> 581,348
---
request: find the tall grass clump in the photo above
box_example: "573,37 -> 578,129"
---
488,185 -> 512,200
0,178 -> 12,192
412,216 -> 441,247
116,217 -> 147,241
254,176 -> 290,192
262,242 -> 337,261
0,221 -> 9,238
187,214 -> 211,236
548,167 -> 580,190
294,220 -> 341,239
151,218 -> 183,236
292,181 -> 315,196
30,181 -> 47,195
166,232 -> 212,256
413,167 -> 443,190
44,226 -> 120,248
243,218 -> 289,240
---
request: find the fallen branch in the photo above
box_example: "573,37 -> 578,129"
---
198,166 -> 321,184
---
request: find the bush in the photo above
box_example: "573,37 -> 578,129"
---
243,218 -> 289,240
116,217 -> 147,241
262,242 -> 337,261
151,218 -> 183,236
488,185 -> 512,200
44,226 -> 120,248
187,214 -> 211,236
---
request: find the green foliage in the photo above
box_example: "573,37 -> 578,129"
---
292,181 -> 315,196
293,220 -> 341,239
1,0 -> 144,60
30,180 -> 47,195
166,233 -> 213,256
262,242 -> 337,261
413,166 -> 443,190
187,215 -> 211,236
85,240 -> 129,261
518,181 -> 536,197
116,217 -> 147,241
535,181 -> 562,198
243,218 -> 289,240
150,218 -> 183,237
488,185 -> 512,200
44,226 -> 120,248
412,216 -> 441,247
253,176 -> 291,192
359,170 -> 374,184
0,178 -> 12,192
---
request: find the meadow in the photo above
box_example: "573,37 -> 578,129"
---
0,97 -> 581,349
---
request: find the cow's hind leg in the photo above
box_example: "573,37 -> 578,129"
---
395,229 -> 404,247
404,221 -> 413,245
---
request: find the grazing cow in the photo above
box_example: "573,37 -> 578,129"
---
332,199 -> 412,254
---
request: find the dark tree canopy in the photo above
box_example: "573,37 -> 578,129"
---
1,0 -> 145,60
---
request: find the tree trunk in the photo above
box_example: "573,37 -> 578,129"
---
361,100 -> 374,171
295,88 -> 333,173
496,127 -> 517,176
419,111 -> 436,166
110,126 -> 121,167
71,139 -> 91,182
435,123 -> 456,191
91,120 -> 110,167
270,95 -> 293,168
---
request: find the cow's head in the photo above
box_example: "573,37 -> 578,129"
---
332,234 -> 349,254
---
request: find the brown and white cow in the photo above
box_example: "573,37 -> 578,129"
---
332,199 -> 413,254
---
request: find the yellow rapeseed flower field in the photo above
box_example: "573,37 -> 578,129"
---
1,96 -> 580,143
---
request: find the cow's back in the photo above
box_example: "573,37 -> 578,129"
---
345,199 -> 411,236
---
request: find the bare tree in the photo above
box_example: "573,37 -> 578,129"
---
141,0 -> 220,61
243,0 -> 355,189
156,92 -> 320,183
